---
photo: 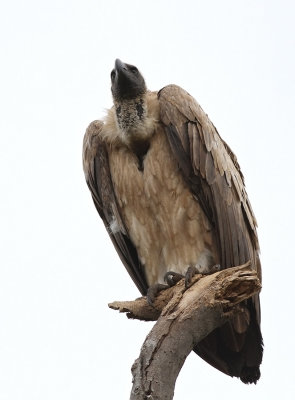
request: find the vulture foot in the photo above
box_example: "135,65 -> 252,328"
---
164,271 -> 184,287
185,264 -> 221,288
148,264 -> 221,304
147,283 -> 169,306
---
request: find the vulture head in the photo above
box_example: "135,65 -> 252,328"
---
111,59 -> 146,101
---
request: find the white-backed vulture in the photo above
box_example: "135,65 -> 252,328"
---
82,59 -> 263,384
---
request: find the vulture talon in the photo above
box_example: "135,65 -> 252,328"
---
185,265 -> 199,288
164,271 -> 184,287
146,283 -> 169,306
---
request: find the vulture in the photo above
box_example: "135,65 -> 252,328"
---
82,59 -> 263,384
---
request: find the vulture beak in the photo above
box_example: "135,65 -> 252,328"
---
115,58 -> 127,72
111,59 -> 146,101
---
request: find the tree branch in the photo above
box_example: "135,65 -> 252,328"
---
108,262 -> 261,400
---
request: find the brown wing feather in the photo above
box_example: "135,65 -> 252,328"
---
158,85 -> 263,383
83,121 -> 148,294
159,85 -> 259,272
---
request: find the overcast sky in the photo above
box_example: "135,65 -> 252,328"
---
1,0 -> 295,399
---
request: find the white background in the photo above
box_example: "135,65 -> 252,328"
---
1,0 -> 294,399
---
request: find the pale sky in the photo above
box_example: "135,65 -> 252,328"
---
1,1 -> 295,399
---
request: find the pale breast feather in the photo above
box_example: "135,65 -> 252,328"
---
107,118 -> 218,286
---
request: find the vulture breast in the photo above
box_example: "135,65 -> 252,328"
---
108,123 -> 219,286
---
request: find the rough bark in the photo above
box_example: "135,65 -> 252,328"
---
108,263 -> 261,400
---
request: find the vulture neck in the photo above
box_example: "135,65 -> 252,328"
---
114,94 -> 155,164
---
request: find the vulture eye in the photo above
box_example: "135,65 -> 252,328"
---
129,66 -> 138,73
111,70 -> 116,81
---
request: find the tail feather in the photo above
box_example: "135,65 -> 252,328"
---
194,300 -> 263,384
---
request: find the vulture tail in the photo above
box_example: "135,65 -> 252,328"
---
194,300 -> 263,384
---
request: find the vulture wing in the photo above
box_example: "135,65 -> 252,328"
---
83,120 -> 148,294
158,85 -> 263,383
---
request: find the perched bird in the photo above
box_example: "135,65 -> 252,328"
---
83,59 -> 263,384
